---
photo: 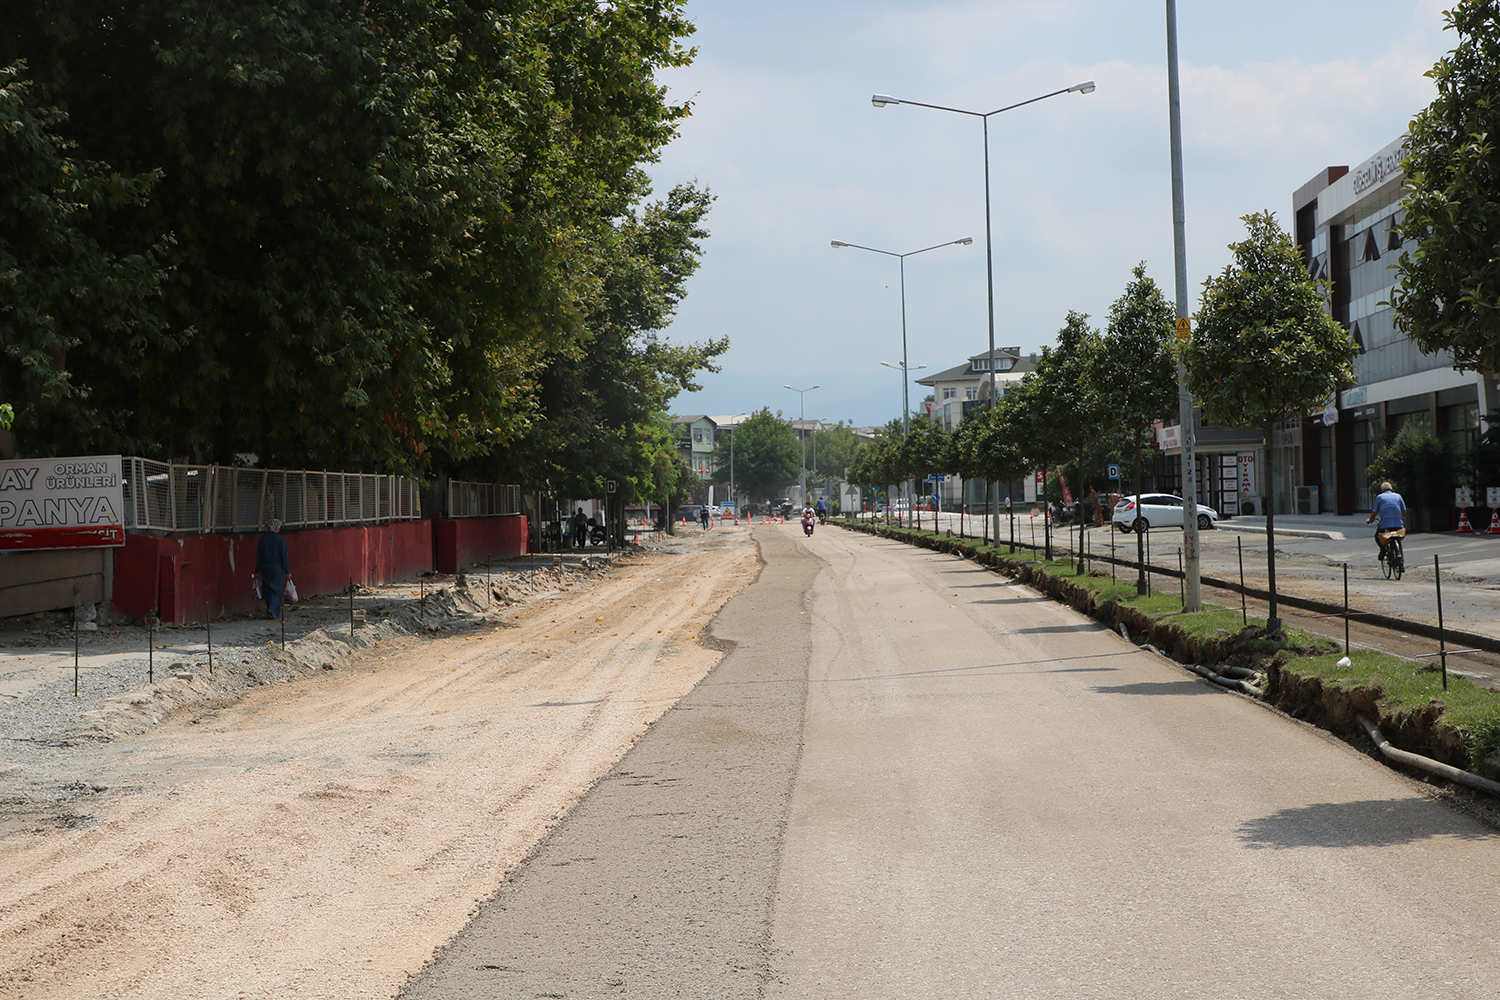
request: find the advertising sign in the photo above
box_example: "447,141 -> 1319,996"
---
1237,453 -> 1258,498
1156,424 -> 1182,450
0,455 -> 125,551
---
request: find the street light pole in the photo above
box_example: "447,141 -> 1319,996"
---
831,237 -> 971,440
783,384 -> 820,501
873,80 -> 1095,547
880,361 -> 927,525
1165,1 -> 1202,614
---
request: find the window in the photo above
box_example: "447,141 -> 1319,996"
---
965,387 -> 977,401
942,387 -> 956,400
971,358 -> 990,372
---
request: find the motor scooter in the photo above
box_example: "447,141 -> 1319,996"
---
588,520 -> 607,546
802,514 -> 815,537
816,507 -> 827,525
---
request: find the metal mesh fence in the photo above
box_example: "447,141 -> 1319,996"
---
122,458 -> 423,532
447,481 -> 522,518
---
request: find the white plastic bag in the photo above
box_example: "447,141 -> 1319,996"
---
284,577 -> 299,603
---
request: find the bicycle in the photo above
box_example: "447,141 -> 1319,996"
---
1380,530 -> 1404,580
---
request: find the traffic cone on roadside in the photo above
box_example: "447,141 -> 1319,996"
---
1488,509 -> 1500,535
1457,508 -> 1476,533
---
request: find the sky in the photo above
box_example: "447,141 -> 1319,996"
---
644,0 -> 1455,429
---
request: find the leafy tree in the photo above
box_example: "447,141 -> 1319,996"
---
1094,263 -> 1178,592
1391,0 -> 1500,374
722,408 -> 799,504
0,60 -> 171,455
848,420 -> 904,518
3,0 -> 697,469
898,417 -> 949,529
1184,211 -> 1356,631
954,401 -> 1030,544
1367,420 -> 1456,511
490,182 -> 726,497
811,422 -> 862,483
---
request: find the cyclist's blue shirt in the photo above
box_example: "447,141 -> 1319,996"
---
1372,491 -> 1406,530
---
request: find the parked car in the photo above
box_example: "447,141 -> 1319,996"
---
1112,494 -> 1219,532
1060,492 -> 1120,527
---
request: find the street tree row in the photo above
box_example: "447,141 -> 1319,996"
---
0,0 -> 723,507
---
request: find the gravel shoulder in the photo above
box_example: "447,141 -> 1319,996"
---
0,524 -> 759,1000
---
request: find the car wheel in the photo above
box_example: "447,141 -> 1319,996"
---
1197,513 -> 1213,530
1115,521 -> 1131,534
1133,517 -> 1149,533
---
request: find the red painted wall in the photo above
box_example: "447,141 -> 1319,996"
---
113,520 -> 435,623
435,515 -> 529,574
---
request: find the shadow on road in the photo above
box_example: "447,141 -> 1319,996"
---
1090,679 -> 1212,697
1238,798 -> 1497,849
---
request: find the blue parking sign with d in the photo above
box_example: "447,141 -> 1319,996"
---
1107,464 -> 1120,480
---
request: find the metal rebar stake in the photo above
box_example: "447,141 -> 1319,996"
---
1238,536 -> 1247,624
206,602 -> 213,676
1350,563 -> 1362,656
74,605 -> 80,697
149,615 -> 154,684
1435,553 -> 1447,691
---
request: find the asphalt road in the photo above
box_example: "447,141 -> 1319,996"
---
403,522 -> 1500,999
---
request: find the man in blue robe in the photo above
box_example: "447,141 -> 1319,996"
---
254,518 -> 291,619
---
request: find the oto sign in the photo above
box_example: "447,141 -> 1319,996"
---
0,455 -> 125,551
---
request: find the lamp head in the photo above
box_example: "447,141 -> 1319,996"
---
783,384 -> 794,390
958,237 -> 974,245
831,240 -> 848,248
871,94 -> 899,108
1068,80 -> 1096,94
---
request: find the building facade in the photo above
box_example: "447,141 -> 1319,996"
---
1292,137 -> 1498,516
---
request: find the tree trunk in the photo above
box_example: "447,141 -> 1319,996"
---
1135,430 -> 1147,596
1265,422 -> 1280,634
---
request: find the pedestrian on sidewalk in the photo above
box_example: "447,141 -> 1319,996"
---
572,508 -> 588,549
253,518 -> 291,620
699,505 -> 711,531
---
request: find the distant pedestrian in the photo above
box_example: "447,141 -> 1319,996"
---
700,505 -> 711,531
572,508 -> 588,549
253,518 -> 290,620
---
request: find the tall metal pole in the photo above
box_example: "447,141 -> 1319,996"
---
784,386 -> 819,500
871,83 -> 1094,548
1166,0 -> 1202,612
983,115 -> 1000,548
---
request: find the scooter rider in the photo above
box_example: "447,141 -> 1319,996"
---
815,496 -> 828,523
1366,481 -> 1407,561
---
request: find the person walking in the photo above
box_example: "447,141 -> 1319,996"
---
253,518 -> 291,620
699,505 -> 711,531
572,508 -> 589,549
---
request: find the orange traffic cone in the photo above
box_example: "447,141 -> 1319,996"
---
1488,509 -> 1500,535
1457,508 -> 1476,533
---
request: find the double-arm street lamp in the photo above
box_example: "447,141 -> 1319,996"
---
831,237 -> 971,439
872,80 -> 1095,544
783,383 -> 820,498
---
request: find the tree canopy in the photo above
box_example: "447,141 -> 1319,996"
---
1,0 -> 710,474
718,408 -> 798,503
1185,210 -> 1355,629
1392,0 -> 1500,374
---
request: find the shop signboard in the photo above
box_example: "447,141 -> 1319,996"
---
0,455 -> 125,551
1237,453 -> 1258,499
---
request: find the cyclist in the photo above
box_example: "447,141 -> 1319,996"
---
1366,481 -> 1407,563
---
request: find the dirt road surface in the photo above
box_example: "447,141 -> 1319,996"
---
0,527 -> 757,999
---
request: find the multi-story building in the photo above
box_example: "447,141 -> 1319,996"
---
671,415 -> 718,478
1292,137 -> 1499,515
915,348 -> 1037,431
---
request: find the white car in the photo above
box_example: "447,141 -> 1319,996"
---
1112,493 -> 1219,533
